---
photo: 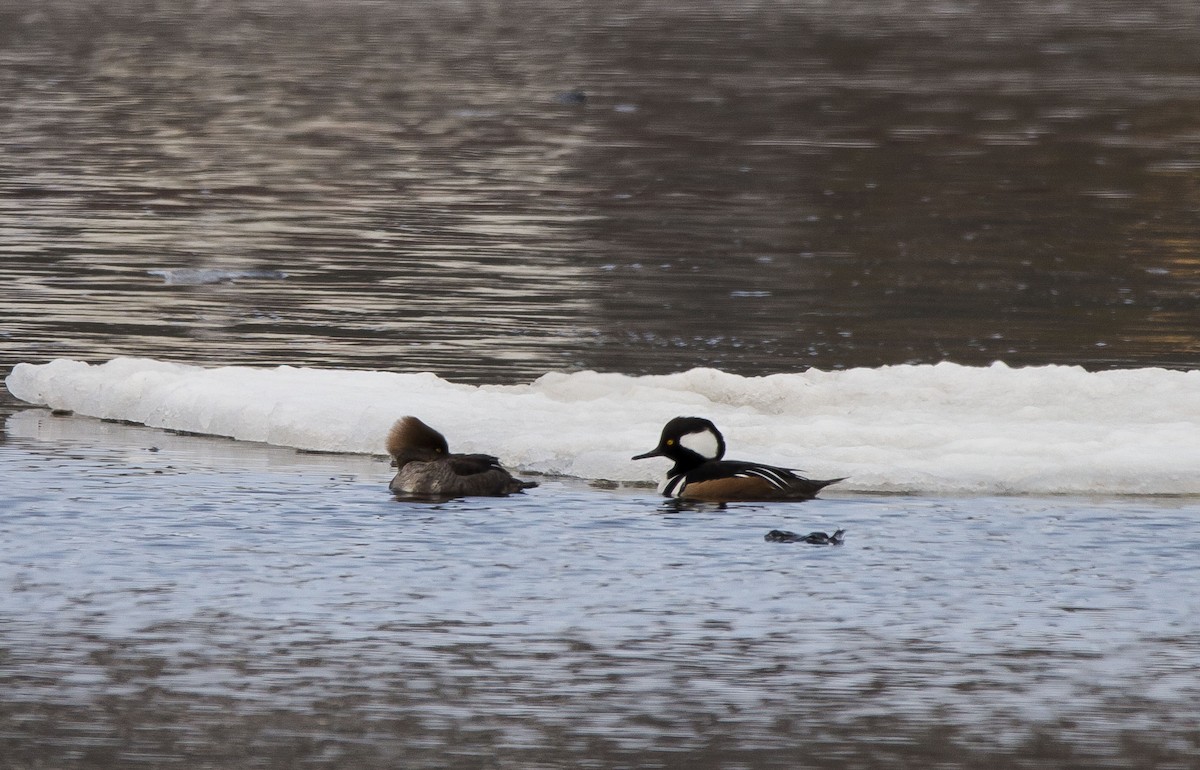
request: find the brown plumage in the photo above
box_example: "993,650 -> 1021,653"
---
385,416 -> 536,499
674,476 -> 788,502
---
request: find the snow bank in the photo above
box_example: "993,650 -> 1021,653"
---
8,357 -> 1199,495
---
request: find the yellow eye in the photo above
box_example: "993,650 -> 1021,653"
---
666,439 -> 675,446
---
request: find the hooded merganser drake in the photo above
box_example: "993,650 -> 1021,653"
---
386,416 -> 537,499
632,416 -> 843,502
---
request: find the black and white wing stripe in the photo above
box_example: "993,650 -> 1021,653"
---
737,464 -> 798,490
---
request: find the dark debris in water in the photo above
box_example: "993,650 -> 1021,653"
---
553,89 -> 587,105
765,529 -> 845,545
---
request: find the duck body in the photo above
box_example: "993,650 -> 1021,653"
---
633,416 -> 842,502
765,528 -> 846,545
386,416 -> 536,499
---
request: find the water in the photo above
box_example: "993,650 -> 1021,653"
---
6,406 -> 1200,768
3,0 -> 1200,381
4,0 -> 1200,766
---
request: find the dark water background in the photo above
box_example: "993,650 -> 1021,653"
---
2,0 -> 1199,382
4,1 -> 1200,767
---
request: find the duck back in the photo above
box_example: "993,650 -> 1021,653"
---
390,453 -> 536,499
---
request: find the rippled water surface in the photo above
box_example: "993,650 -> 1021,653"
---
5,406 -> 1200,768
4,0 -> 1200,766
3,0 -> 1200,380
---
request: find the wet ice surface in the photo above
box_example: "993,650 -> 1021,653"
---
5,407 -> 1200,767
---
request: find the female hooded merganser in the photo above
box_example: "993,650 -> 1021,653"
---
632,416 -> 843,502
386,416 -> 537,498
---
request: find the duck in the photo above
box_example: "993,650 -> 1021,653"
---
632,416 -> 843,502
765,529 -> 845,545
385,416 -> 537,498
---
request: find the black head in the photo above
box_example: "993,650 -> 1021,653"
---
632,416 -> 726,466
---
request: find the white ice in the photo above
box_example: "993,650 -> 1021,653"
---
7,357 -> 1200,495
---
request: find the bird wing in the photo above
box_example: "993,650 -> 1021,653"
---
447,454 -> 505,477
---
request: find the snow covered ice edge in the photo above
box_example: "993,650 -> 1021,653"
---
7,357 -> 1200,495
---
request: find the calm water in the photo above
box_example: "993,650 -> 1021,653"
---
4,0 -> 1200,767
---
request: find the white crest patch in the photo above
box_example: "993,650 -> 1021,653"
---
680,428 -> 721,460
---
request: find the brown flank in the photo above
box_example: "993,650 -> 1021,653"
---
679,476 -> 783,502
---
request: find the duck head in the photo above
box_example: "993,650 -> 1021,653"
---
632,416 -> 727,467
386,416 -> 450,468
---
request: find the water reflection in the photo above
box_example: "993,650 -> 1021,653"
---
3,1 -> 1200,381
